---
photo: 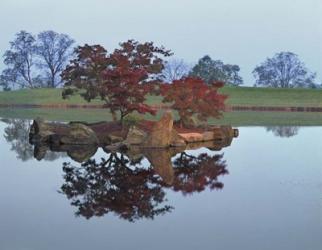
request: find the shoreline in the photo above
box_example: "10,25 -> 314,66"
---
1,103 -> 322,113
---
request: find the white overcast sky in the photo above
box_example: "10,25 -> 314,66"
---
0,0 -> 321,85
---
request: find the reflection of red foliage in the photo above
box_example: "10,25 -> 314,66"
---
60,151 -> 228,221
160,77 -> 227,126
172,153 -> 228,194
61,154 -> 172,222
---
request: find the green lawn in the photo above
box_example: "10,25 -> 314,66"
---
220,86 -> 322,107
0,88 -> 103,105
0,86 -> 321,107
0,86 -> 322,125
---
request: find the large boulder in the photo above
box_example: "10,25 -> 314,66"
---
178,132 -> 204,143
60,123 -> 99,145
124,126 -> 147,145
170,129 -> 186,147
144,111 -> 175,148
29,118 -> 59,143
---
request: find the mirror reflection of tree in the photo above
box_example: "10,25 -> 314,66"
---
172,152 -> 228,194
61,153 -> 172,222
60,151 -> 228,222
2,119 -> 33,161
266,126 -> 300,138
1,119 -> 65,161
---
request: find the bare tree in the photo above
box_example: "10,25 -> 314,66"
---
36,30 -> 75,87
162,59 -> 190,82
0,31 -> 41,89
253,52 -> 316,88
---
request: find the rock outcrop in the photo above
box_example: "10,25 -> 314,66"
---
124,126 -> 147,145
143,111 -> 175,147
60,123 -> 98,145
29,111 -> 238,152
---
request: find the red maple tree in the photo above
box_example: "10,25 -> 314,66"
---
62,40 -> 172,122
160,77 -> 227,127
102,40 -> 172,121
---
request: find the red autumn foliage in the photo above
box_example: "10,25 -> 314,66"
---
160,77 -> 227,127
102,40 -> 171,121
62,40 -> 172,122
61,44 -> 108,98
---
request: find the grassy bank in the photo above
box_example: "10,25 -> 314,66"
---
0,86 -> 321,107
220,86 -> 322,107
0,86 -> 321,126
1,107 -> 322,126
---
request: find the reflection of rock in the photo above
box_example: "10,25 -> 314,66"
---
140,148 -> 178,185
185,136 -> 233,151
64,145 -> 98,163
34,144 -> 48,161
34,143 -> 97,163
120,134 -> 234,186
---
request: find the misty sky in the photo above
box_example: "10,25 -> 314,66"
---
0,0 -> 321,85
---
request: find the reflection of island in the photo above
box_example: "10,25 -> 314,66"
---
32,129 -> 236,222
28,114 -> 238,221
61,150 -> 228,222
1,118 -> 65,161
266,126 -> 300,138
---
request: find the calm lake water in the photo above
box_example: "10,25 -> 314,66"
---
0,119 -> 321,250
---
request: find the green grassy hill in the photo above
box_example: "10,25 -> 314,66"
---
0,86 -> 321,107
1,86 -> 322,125
220,86 -> 322,107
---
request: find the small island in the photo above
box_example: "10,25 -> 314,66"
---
29,111 -> 238,162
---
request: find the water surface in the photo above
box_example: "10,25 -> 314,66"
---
0,119 -> 321,250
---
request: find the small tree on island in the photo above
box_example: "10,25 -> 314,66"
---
62,40 -> 172,122
161,77 -> 227,127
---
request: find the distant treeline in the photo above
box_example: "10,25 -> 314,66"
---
0,30 -> 320,90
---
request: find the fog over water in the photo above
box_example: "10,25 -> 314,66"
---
0,0 -> 321,85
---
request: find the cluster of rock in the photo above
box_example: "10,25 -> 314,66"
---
29,111 -> 238,162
